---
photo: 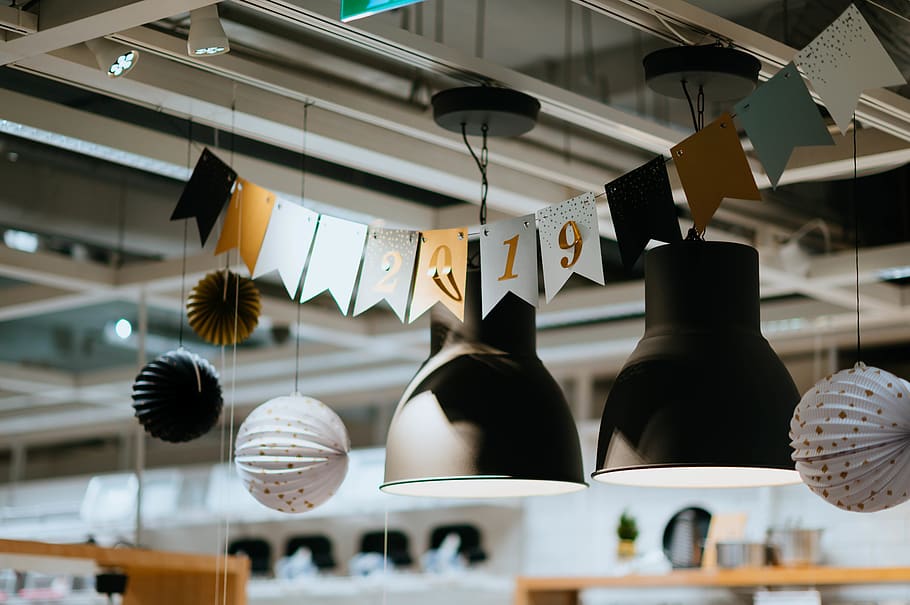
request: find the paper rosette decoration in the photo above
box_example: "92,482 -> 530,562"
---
235,394 -> 350,513
131,348 -> 223,443
790,363 -> 910,512
187,270 -> 261,346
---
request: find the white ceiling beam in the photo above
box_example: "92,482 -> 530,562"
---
0,0 -> 218,66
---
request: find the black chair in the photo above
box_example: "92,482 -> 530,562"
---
285,535 -> 336,571
429,523 -> 487,564
359,530 -> 412,567
228,538 -> 271,575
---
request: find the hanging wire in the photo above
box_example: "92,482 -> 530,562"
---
294,102 -> 311,394
697,85 -> 705,130
853,113 -> 862,362
681,81 -> 699,132
461,122 -> 489,225
865,0 -> 910,25
177,119 -> 192,348
649,6 -> 696,45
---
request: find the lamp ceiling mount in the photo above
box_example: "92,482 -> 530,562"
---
431,86 -> 540,137
643,45 -> 760,102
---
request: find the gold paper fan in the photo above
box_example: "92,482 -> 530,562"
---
187,270 -> 261,346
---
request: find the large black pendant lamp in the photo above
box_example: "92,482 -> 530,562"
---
592,240 -> 801,488
381,250 -> 586,498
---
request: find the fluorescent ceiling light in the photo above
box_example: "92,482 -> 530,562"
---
3,229 -> 38,253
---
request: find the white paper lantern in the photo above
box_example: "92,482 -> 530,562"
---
790,363 -> 910,512
235,394 -> 350,513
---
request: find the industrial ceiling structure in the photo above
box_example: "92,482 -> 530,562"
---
0,0 -> 908,480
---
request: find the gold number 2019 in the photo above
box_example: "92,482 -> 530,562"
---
558,220 -> 583,268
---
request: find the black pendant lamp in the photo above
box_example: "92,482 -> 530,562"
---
593,241 -> 801,488
381,252 -> 586,498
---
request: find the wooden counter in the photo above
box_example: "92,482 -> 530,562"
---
515,567 -> 910,605
0,538 -> 249,605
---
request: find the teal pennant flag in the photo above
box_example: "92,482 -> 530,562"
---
734,63 -> 834,189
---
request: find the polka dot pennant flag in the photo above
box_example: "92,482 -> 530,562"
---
353,227 -> 419,322
605,156 -> 681,271
735,62 -> 835,189
790,363 -> 910,513
536,192 -> 605,302
795,3 -> 905,135
671,113 -> 761,235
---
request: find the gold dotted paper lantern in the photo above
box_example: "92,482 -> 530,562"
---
790,363 -> 910,512
234,394 -> 350,513
187,270 -> 261,346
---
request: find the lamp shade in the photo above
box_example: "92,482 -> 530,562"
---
593,241 -> 801,488
381,260 -> 586,498
187,4 -> 230,56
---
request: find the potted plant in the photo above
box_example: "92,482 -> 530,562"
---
616,510 -> 639,558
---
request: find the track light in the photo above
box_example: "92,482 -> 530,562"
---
85,38 -> 139,78
187,4 -> 230,56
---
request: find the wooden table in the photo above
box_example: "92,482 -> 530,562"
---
0,538 -> 249,605
515,567 -> 910,605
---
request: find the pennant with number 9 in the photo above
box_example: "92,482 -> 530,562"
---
353,227 -> 419,322
480,215 -> 538,318
409,228 -> 467,323
536,193 -> 604,302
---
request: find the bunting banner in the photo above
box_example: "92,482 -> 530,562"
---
252,200 -> 319,298
409,227 -> 467,323
735,62 -> 835,189
480,214 -> 538,318
353,227 -> 419,322
605,156 -> 681,270
299,215 -> 368,315
214,177 -> 276,275
795,3 -> 906,134
671,113 -> 761,234
170,148 -> 237,246
536,192 -> 605,302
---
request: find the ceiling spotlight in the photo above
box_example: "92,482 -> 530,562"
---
114,319 -> 133,340
85,38 -> 139,78
187,5 -> 230,57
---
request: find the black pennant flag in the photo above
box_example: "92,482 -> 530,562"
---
605,156 -> 681,270
170,148 -> 237,246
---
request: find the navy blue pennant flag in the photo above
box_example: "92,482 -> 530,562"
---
605,156 -> 681,270
170,148 -> 237,246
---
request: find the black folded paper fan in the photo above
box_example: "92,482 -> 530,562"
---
131,348 -> 223,443
187,270 -> 262,346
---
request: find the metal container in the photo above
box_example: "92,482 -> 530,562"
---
766,528 -> 823,566
716,541 -> 771,568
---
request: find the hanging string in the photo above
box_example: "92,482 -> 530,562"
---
853,113 -> 862,362
295,102 -> 311,394
461,122 -> 489,225
681,81 -> 699,132
178,119 -> 193,348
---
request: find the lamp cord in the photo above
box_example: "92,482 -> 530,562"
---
461,122 -> 489,225
853,113 -> 861,363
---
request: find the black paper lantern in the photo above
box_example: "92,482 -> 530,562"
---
131,348 -> 223,442
187,270 -> 261,346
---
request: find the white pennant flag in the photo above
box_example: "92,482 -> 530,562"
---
300,215 -> 368,314
252,200 -> 319,298
795,4 -> 906,134
480,214 -> 538,318
536,192 -> 604,302
353,227 -> 419,322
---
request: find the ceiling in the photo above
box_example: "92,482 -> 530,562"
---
0,0 -> 909,480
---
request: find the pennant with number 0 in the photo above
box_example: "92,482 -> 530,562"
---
409,228 -> 467,323
536,193 -> 604,302
252,200 -> 319,298
214,177 -> 276,275
299,215 -> 368,315
353,227 -> 419,322
480,215 -> 538,318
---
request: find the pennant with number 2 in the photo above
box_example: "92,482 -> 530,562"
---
536,193 -> 604,302
354,227 -> 419,322
409,228 -> 467,323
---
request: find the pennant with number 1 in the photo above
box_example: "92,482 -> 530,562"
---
536,193 -> 604,302
480,215 -> 538,318
409,228 -> 467,323
353,227 -> 419,322
252,200 -> 319,298
299,216 -> 368,315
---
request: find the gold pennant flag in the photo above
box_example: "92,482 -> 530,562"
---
671,113 -> 760,234
214,178 -> 276,275
409,227 -> 468,323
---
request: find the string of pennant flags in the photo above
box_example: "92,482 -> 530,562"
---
169,3 -> 905,323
